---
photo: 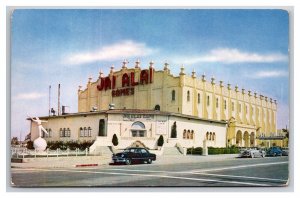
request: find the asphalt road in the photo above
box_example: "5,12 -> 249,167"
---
11,156 -> 289,187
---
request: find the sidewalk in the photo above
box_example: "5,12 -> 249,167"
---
11,154 -> 240,169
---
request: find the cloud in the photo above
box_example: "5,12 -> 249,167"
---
248,70 -> 289,79
64,40 -> 156,65
174,48 -> 288,65
15,92 -> 46,100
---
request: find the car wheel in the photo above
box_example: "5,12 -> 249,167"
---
273,153 -> 276,157
250,153 -> 254,158
147,158 -> 152,164
125,159 -> 132,165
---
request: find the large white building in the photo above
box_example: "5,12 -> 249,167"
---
29,60 -> 279,152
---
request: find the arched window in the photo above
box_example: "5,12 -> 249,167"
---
59,128 -> 63,137
88,127 -> 92,137
187,91 -> 190,102
209,132 -> 212,140
191,130 -> 194,139
172,90 -> 175,101
84,127 -> 87,137
224,100 -> 227,110
207,95 -> 210,106
216,98 -> 219,108
183,130 -> 187,139
212,132 -> 216,141
206,132 -> 209,140
154,105 -> 160,111
48,129 -> 52,137
198,93 -> 200,104
131,121 -> 146,137
80,127 -> 84,137
66,128 -> 71,137
187,130 -> 191,139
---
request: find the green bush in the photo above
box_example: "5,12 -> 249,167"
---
112,134 -> 119,146
157,135 -> 164,147
187,147 -> 203,155
187,146 -> 239,155
208,146 -> 240,155
26,141 -> 34,149
46,140 -> 95,150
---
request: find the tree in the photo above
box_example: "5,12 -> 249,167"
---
171,122 -> 177,138
157,135 -> 164,147
11,137 -> 19,146
112,134 -> 118,146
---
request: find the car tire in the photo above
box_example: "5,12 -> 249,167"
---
125,159 -> 132,165
250,153 -> 254,158
147,158 -> 152,164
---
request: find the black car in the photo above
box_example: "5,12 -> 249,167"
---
112,147 -> 156,165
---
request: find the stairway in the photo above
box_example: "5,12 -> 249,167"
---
162,147 -> 183,155
92,146 -> 113,155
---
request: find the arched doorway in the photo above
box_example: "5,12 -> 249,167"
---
250,132 -> 255,147
236,130 -> 242,147
131,121 -> 147,137
243,131 -> 250,147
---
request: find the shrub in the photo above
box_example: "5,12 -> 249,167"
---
208,146 -> 240,155
46,140 -> 95,151
187,147 -> 203,155
112,134 -> 118,146
26,141 -> 34,149
157,135 -> 164,147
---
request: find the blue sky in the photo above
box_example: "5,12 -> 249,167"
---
11,9 -> 289,139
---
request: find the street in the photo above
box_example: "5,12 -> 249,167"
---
11,156 -> 289,187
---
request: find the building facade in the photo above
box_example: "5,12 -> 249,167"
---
29,60 -> 278,151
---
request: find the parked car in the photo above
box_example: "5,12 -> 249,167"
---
112,147 -> 156,165
266,147 -> 283,157
282,148 -> 289,156
239,148 -> 266,158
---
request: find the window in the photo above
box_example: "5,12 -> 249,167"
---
183,130 -> 187,139
154,104 -> 160,111
80,127 -> 84,137
198,93 -> 200,104
191,130 -> 194,139
187,130 -> 191,139
60,128 -> 71,137
84,127 -> 87,137
88,127 -> 92,137
239,103 -> 241,113
99,119 -> 106,136
232,102 -> 234,111
207,95 -> 210,106
131,121 -> 146,137
224,100 -> 227,110
212,132 -> 216,141
209,132 -> 212,140
206,132 -> 209,140
187,91 -> 190,102
172,90 -> 175,101
216,98 -> 219,108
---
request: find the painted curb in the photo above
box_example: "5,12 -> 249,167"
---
75,164 -> 98,167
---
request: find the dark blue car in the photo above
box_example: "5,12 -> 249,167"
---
266,147 -> 283,157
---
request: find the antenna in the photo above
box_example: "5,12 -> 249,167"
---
58,83 -> 61,116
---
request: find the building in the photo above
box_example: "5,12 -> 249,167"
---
29,60 -> 279,151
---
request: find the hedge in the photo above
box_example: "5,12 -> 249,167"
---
46,140 -> 95,150
187,146 -> 239,155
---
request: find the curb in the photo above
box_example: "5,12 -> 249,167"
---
75,164 -> 98,167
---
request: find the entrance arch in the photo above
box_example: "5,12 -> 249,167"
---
243,131 -> 250,147
236,130 -> 242,147
131,121 -> 147,137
